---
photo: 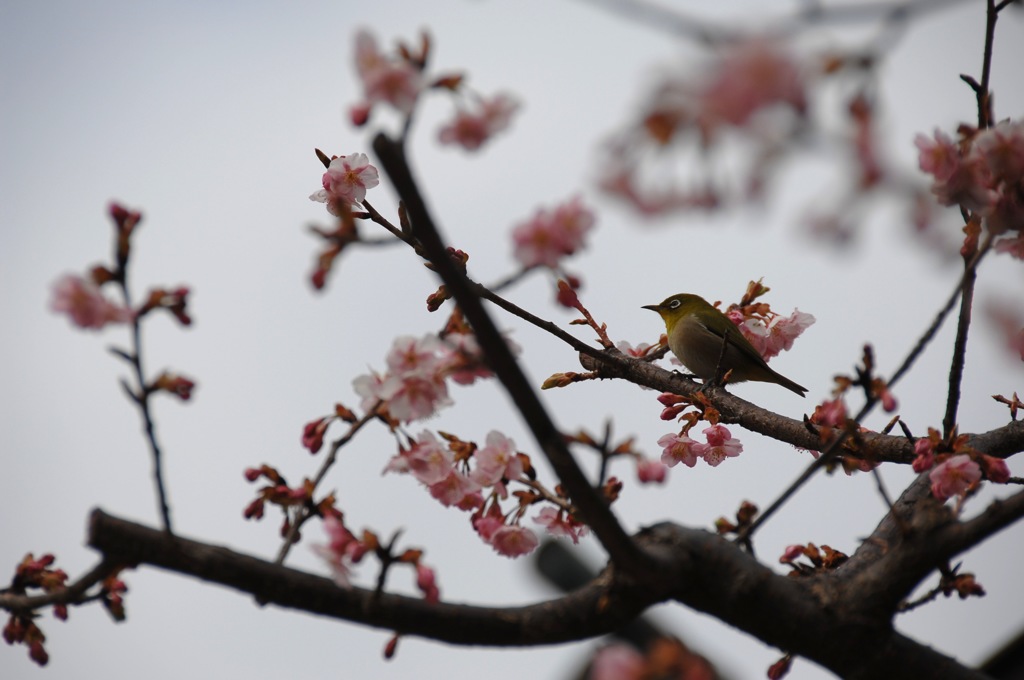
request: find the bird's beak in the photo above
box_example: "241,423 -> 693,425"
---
641,304 -> 660,312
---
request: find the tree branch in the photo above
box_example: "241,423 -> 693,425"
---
370,133 -> 653,578
86,508 -> 991,679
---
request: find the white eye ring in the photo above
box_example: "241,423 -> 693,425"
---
668,299 -> 681,309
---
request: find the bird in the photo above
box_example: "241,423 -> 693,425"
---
643,293 -> 807,397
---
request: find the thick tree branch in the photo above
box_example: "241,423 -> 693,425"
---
87,508 -> 990,679
87,509 -> 656,646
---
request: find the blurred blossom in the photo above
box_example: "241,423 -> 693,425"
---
50,274 -> 132,330
511,196 -> 595,268
929,454 -> 981,501
439,93 -> 519,151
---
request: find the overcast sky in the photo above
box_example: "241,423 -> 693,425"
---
2,1 -> 1024,679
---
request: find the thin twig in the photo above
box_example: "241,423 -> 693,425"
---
0,558 -> 121,612
275,410 -> 379,565
113,252 -> 174,534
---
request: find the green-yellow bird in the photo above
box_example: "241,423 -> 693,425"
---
643,293 -> 807,397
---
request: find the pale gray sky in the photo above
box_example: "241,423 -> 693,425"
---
2,2 -> 1023,679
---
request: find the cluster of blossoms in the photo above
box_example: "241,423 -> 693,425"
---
725,306 -> 816,361
909,428 -> 1010,502
348,29 -> 518,152
511,196 -> 596,269
601,38 -> 808,215
1,553 -> 116,667
658,422 -> 743,468
916,118 -> 1024,254
657,395 -> 743,467
383,430 -> 588,558
353,332 -> 508,423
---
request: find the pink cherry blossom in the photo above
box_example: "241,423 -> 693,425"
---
636,457 -> 668,484
470,431 -> 523,486
472,504 -> 505,542
929,454 -> 982,501
980,454 -> 1010,484
763,310 -> 816,359
309,153 -> 380,214
658,432 -> 700,468
700,424 -> 743,466
386,335 -> 444,376
50,274 -> 132,330
914,129 -> 996,212
352,30 -> 421,115
428,470 -> 481,507
439,332 -> 496,385
736,310 -> 815,360
488,524 -> 540,558
973,119 -> 1024,185
616,340 -> 654,358
438,93 -> 519,151
379,373 -> 451,423
911,438 -> 935,473
589,644 -> 644,680
511,197 -> 595,269
915,129 -> 960,181
532,507 -> 590,544
995,233 -> 1024,260
779,544 -> 805,564
415,563 -> 440,603
311,514 -> 360,586
384,431 -> 454,485
697,40 -> 806,135
813,398 -> 847,428
352,370 -> 388,413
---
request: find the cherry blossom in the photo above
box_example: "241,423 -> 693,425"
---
533,507 -> 590,544
50,274 -> 132,330
589,645 -> 644,680
428,470 -> 481,508
511,197 -> 595,269
384,431 -> 454,486
995,233 -> 1024,260
352,30 -> 421,115
309,153 -> 380,215
380,373 -> 452,422
929,454 -> 982,501
911,438 -> 935,473
311,514 -> 362,586
980,454 -> 1010,484
472,504 -> 505,542
438,93 -> 519,151
635,457 -> 668,484
470,431 -> 523,486
439,332 -> 498,385
658,432 -> 700,468
415,563 -> 440,603
735,309 -> 816,360
488,524 -> 539,558
696,39 -> 806,136
700,424 -> 743,467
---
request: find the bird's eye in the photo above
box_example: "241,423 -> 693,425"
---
668,299 -> 681,309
